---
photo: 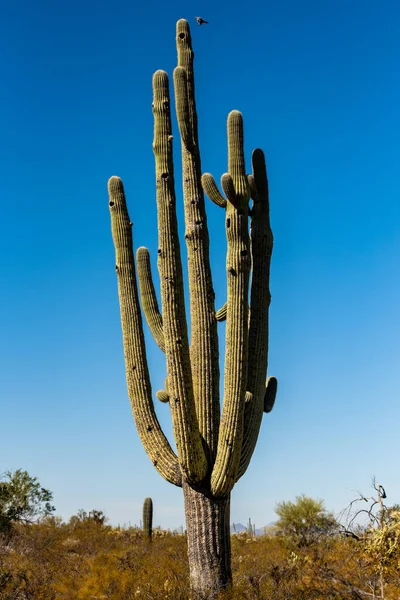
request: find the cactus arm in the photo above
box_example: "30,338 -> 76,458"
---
247,174 -> 258,203
156,389 -> 170,403
201,173 -> 227,208
152,70 -> 207,484
173,67 -> 193,150
156,377 -> 170,403
264,376 -> 277,413
221,173 -> 237,207
236,148 -> 274,481
136,247 -> 165,353
211,111 -> 251,497
175,19 -> 220,462
215,303 -> 227,322
108,176 -> 182,487
215,301 -> 250,325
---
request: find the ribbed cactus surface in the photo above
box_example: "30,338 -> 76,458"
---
108,18 -> 276,598
142,497 -> 153,541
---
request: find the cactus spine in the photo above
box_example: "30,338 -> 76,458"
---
142,497 -> 153,541
108,19 -> 275,598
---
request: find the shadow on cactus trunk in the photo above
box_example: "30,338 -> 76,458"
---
108,18 -> 276,599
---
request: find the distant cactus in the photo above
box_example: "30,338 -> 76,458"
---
142,497 -> 153,541
247,517 -> 256,537
108,18 -> 276,599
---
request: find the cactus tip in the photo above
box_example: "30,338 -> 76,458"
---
174,65 -> 186,77
136,246 -> 149,258
252,148 -> 265,165
153,70 -> 169,86
228,109 -> 243,121
108,176 -> 124,195
176,19 -> 191,42
177,18 -> 189,29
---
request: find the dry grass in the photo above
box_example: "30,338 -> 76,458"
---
0,520 -> 398,599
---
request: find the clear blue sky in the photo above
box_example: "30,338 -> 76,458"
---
1,0 -> 399,529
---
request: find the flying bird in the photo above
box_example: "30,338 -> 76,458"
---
195,16 -> 209,25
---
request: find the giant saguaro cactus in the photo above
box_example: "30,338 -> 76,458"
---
108,19 -> 276,598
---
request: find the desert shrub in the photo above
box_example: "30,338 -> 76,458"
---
275,495 -> 338,547
0,470 -> 55,535
0,518 -> 399,599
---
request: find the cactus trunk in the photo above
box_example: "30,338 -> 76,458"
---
183,482 -> 232,598
108,18 -> 275,599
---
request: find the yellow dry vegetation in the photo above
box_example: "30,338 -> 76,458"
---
0,517 -> 399,599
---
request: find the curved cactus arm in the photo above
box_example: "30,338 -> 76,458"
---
211,111 -> 251,497
136,247 -> 165,353
152,70 -> 207,484
247,174 -> 259,203
221,173 -> 237,207
156,375 -> 170,403
108,176 -> 182,487
236,148 -> 274,481
216,301 -> 251,325
201,173 -> 227,208
215,302 -> 227,322
175,19 -> 220,462
264,376 -> 277,413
